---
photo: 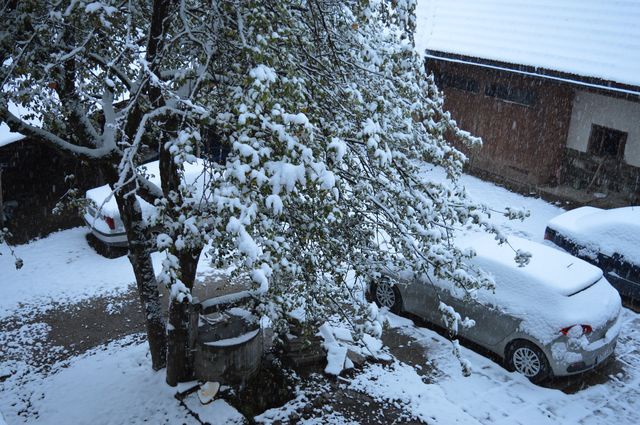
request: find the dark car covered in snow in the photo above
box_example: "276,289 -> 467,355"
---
545,206 -> 640,302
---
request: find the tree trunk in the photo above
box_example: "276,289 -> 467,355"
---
126,229 -> 167,371
180,249 -> 202,291
166,298 -> 194,386
105,165 -> 167,370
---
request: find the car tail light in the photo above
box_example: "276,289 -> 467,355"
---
560,324 -> 592,337
103,216 -> 116,230
544,228 -> 552,240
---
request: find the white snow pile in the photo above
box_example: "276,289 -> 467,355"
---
547,206 -> 640,266
317,303 -> 391,376
182,394 -> 245,425
348,361 -> 481,424
414,0 -> 640,87
318,322 -> 390,376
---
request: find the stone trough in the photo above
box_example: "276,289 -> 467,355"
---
188,291 -> 265,385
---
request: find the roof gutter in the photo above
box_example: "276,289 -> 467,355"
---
425,53 -> 640,98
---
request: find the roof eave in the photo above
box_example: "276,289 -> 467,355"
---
425,50 -> 640,98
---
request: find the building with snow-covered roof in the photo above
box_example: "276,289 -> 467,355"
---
415,0 -> 640,205
0,117 -> 106,243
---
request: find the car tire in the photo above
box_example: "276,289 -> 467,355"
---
85,233 -> 127,259
505,340 -> 551,384
372,280 -> 403,314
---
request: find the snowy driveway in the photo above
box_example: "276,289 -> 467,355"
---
2,168 -> 639,424
387,307 -> 640,425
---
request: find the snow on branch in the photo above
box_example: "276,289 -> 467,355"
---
0,105 -> 116,160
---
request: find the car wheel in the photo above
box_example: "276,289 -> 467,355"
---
372,280 -> 403,314
506,340 -> 551,384
85,234 -> 127,259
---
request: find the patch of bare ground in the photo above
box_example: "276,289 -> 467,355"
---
0,287 -> 144,371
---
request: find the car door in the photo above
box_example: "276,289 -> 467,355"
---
425,282 -> 480,339
434,281 -> 520,348
401,278 -> 441,323
604,253 -> 640,299
465,297 -> 521,347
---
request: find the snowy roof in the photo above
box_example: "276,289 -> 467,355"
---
0,102 -> 36,148
415,0 -> 640,88
0,123 -> 25,148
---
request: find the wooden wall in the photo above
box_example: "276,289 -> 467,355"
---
427,59 -> 575,188
0,139 -> 104,244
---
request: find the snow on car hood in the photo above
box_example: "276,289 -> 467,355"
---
548,206 -> 640,266
85,158 -> 211,219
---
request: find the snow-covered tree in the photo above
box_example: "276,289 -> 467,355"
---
1,0 -> 509,381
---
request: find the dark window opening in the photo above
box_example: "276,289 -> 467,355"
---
484,83 -> 536,106
587,124 -> 627,159
434,71 -> 479,93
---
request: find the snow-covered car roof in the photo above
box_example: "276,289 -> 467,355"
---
86,158 -> 211,219
414,0 -> 640,88
548,206 -> 640,266
454,232 -> 620,344
460,232 -> 603,297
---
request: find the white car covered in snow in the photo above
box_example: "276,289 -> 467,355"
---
84,159 -> 209,253
371,233 -> 622,383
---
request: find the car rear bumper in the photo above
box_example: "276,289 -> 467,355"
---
84,213 -> 128,247
548,315 -> 621,377
563,339 -> 617,374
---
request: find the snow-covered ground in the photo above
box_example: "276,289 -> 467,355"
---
0,228 -> 219,320
0,228 -> 141,319
2,170 -> 639,425
424,165 -> 565,240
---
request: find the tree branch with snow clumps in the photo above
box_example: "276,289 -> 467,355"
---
1,0 -> 529,376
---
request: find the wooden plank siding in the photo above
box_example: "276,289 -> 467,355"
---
427,58 -> 575,188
